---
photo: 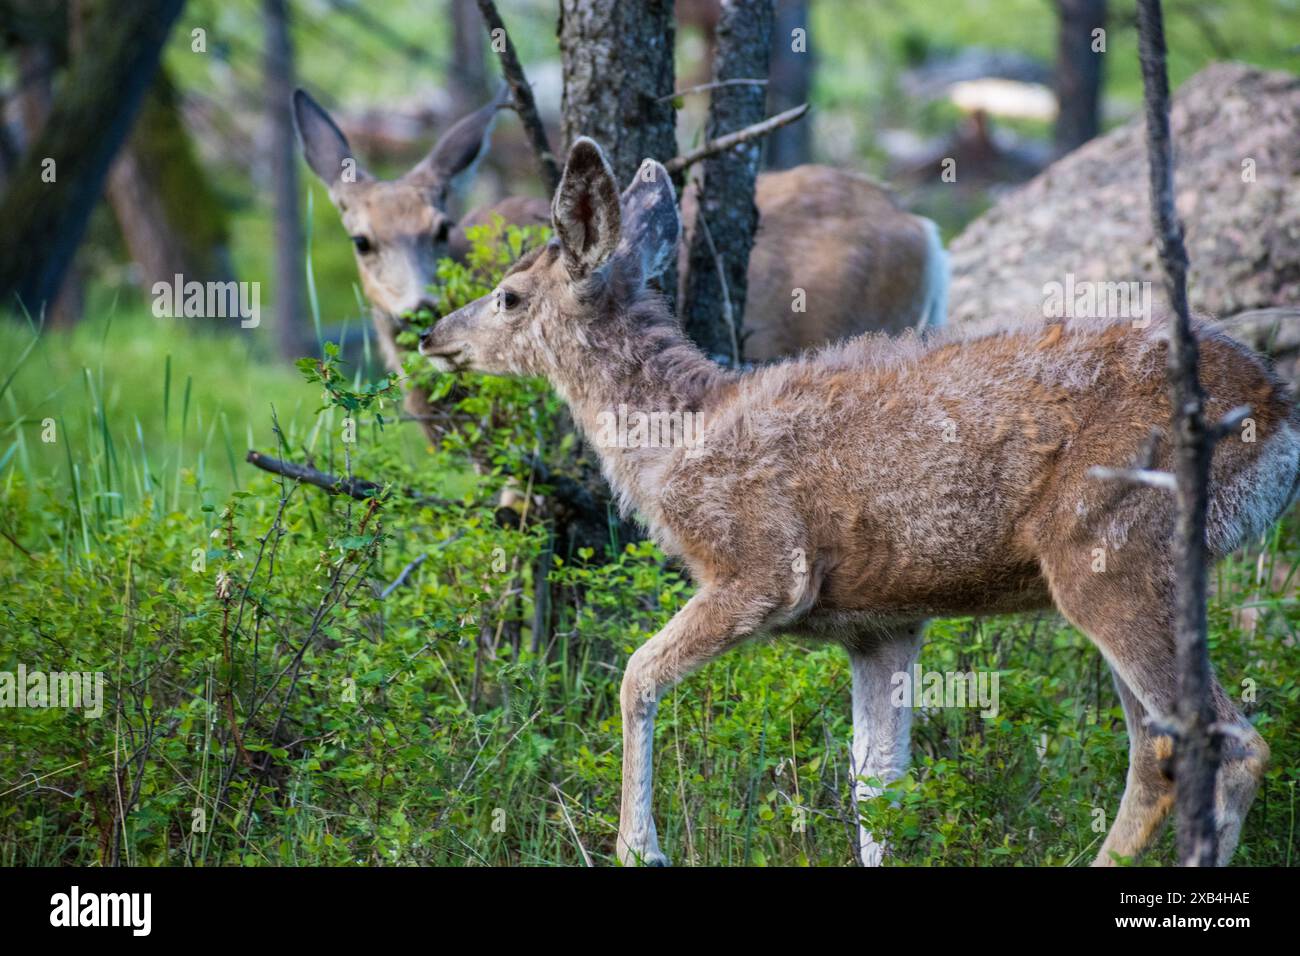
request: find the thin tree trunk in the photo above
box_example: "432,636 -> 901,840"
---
450,0 -> 490,110
681,0 -> 774,363
106,69 -> 233,294
766,0 -> 811,169
0,0 -> 185,316
1054,0 -> 1107,154
1135,0 -> 1220,868
264,0 -> 307,358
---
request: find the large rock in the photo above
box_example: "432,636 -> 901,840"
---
948,63 -> 1300,379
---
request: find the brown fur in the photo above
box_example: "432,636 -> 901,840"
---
679,165 -> 939,361
422,139 -> 1299,866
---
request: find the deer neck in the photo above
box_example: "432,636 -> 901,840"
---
553,308 -> 736,522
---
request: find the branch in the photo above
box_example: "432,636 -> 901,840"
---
476,0 -> 560,193
244,450 -> 449,508
656,78 -> 768,103
664,102 -> 809,175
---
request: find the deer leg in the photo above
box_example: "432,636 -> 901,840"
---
1098,669 -> 1175,864
617,585 -> 774,867
1040,543 -> 1268,865
847,623 -> 923,867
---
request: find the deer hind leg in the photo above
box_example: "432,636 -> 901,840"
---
1039,542 -> 1267,866
847,623 -> 924,867
617,585 -> 775,867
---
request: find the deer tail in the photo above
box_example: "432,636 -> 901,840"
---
915,217 -> 949,333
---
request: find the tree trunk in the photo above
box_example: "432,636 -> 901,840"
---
681,0 -> 774,363
766,0 -> 811,169
558,0 -> 678,188
1135,0 -> 1219,868
450,0 -> 490,110
1053,0 -> 1106,154
264,0 -> 308,358
106,69 -> 233,295
0,0 -> 185,317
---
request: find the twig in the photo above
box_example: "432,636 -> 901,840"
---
656,78 -> 768,102
476,0 -> 560,193
664,103 -> 808,174
695,209 -> 741,366
380,553 -> 428,599
244,450 -> 448,507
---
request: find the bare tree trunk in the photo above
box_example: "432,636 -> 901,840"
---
450,0 -> 490,110
681,0 -> 774,363
766,0 -> 811,169
558,0 -> 678,188
106,69 -> 233,294
264,0 -> 307,358
1135,0 -> 1220,868
1054,0 -> 1106,154
0,0 -> 185,316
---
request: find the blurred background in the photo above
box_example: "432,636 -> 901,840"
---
3,0 -> 1296,344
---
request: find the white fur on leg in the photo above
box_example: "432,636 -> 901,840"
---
848,626 -> 923,867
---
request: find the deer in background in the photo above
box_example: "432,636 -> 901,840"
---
679,166 -> 948,361
293,86 -> 550,430
296,87 -> 947,389
419,137 -> 1300,866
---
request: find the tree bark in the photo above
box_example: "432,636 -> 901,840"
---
765,0 -> 811,169
450,0 -> 490,110
681,0 -> 774,363
1135,0 -> 1219,868
106,68 -> 233,294
1053,0 -> 1106,154
264,0 -> 308,358
0,0 -> 185,317
558,0 -> 678,188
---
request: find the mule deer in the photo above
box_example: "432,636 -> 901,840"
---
423,138 -> 1298,866
292,87 -> 549,413
679,166 -> 948,361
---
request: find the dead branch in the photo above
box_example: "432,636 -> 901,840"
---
656,78 -> 768,103
664,102 -> 808,175
244,450 -> 449,508
476,0 -> 560,193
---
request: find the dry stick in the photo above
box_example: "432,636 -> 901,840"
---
1135,0 -> 1222,868
656,78 -> 768,103
244,450 -> 449,508
694,209 -> 741,366
664,102 -> 808,175
476,0 -> 560,193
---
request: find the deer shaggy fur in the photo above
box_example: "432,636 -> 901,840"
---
420,137 -> 1300,867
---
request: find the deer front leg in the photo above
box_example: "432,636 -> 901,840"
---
848,624 -> 923,866
617,585 -> 773,866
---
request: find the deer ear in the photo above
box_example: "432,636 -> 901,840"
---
552,137 -> 622,280
292,89 -> 367,187
407,84 -> 507,195
615,160 -> 680,283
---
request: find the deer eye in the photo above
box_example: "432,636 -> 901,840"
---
351,235 -> 374,254
496,288 -> 521,312
434,221 -> 452,243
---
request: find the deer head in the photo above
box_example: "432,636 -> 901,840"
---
418,137 -> 680,380
293,87 -> 507,319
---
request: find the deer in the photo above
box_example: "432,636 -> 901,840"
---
678,165 -> 948,361
295,88 -> 946,382
292,86 -> 551,428
419,136 -> 1300,867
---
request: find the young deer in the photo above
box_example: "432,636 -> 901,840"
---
420,138 -> 1300,867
